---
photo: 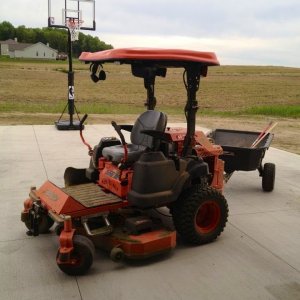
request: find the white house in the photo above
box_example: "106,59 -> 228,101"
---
0,39 -> 58,60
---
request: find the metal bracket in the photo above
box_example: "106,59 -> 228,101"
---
82,214 -> 113,236
26,201 -> 43,236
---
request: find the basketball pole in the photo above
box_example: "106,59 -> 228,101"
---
48,0 -> 96,130
55,28 -> 82,130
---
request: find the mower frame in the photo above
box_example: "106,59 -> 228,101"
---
21,48 -> 230,275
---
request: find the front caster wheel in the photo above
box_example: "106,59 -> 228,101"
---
25,214 -> 54,234
110,247 -> 125,262
57,235 -> 95,276
172,186 -> 229,245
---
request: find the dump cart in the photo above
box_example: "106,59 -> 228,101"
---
211,129 -> 275,192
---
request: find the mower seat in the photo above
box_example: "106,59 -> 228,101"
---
102,110 -> 167,163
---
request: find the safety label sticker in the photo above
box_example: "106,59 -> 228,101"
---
69,86 -> 74,100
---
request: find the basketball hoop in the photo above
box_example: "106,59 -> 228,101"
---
66,18 -> 84,41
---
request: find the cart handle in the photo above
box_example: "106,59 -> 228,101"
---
251,122 -> 277,148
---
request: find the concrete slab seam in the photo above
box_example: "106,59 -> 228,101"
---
230,208 -> 297,216
75,277 -> 83,300
33,125 -> 49,179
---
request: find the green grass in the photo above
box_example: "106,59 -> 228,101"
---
0,55 -> 67,64
243,105 -> 300,118
0,102 -> 145,114
0,102 -> 64,113
3,102 -> 298,118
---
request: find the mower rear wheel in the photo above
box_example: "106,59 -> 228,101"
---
57,235 -> 95,276
172,186 -> 228,245
25,214 -> 54,234
262,163 -> 275,192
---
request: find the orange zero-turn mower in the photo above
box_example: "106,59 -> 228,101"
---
21,48 -> 229,275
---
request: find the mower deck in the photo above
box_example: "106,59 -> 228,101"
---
96,228 -> 177,259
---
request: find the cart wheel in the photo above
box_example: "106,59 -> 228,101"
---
57,235 -> 95,276
262,163 -> 275,192
25,214 -> 54,234
172,186 -> 228,245
110,247 -> 125,262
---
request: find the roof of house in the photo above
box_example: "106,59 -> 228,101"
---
24,42 -> 58,53
9,43 -> 33,51
0,39 -> 18,45
0,39 -> 33,51
0,39 -> 57,53
0,39 -> 58,54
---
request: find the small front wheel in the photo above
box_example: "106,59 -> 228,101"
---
25,213 -> 54,234
262,163 -> 275,192
172,186 -> 228,245
57,235 -> 95,276
110,247 -> 125,262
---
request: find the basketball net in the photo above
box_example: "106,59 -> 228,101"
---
66,18 -> 83,42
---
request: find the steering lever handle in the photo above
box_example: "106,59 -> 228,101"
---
80,114 -> 88,130
111,121 -> 126,145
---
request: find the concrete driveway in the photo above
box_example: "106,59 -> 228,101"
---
0,124 -> 299,300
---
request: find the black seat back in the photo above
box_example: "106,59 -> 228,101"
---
130,110 -> 167,148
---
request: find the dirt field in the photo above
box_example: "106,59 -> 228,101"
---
1,60 -> 299,114
0,59 -> 299,154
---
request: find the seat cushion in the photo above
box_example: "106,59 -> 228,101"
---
131,110 -> 167,148
103,110 -> 167,164
102,144 -> 146,163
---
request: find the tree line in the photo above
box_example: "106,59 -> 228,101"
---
0,21 -> 113,57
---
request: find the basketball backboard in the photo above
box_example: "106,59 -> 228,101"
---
48,0 -> 95,30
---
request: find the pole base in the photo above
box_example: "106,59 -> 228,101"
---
55,120 -> 83,131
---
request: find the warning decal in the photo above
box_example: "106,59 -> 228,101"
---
68,86 -> 74,100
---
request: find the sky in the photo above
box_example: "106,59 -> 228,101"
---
1,0 -> 300,67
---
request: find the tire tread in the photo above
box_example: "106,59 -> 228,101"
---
172,186 -> 228,245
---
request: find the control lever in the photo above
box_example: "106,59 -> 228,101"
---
111,121 -> 128,162
79,114 -> 88,130
79,114 -> 93,156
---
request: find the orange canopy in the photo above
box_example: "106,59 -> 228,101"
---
79,48 -> 219,66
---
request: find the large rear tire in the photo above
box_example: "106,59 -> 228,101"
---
172,186 -> 228,245
262,163 -> 275,192
57,235 -> 95,276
